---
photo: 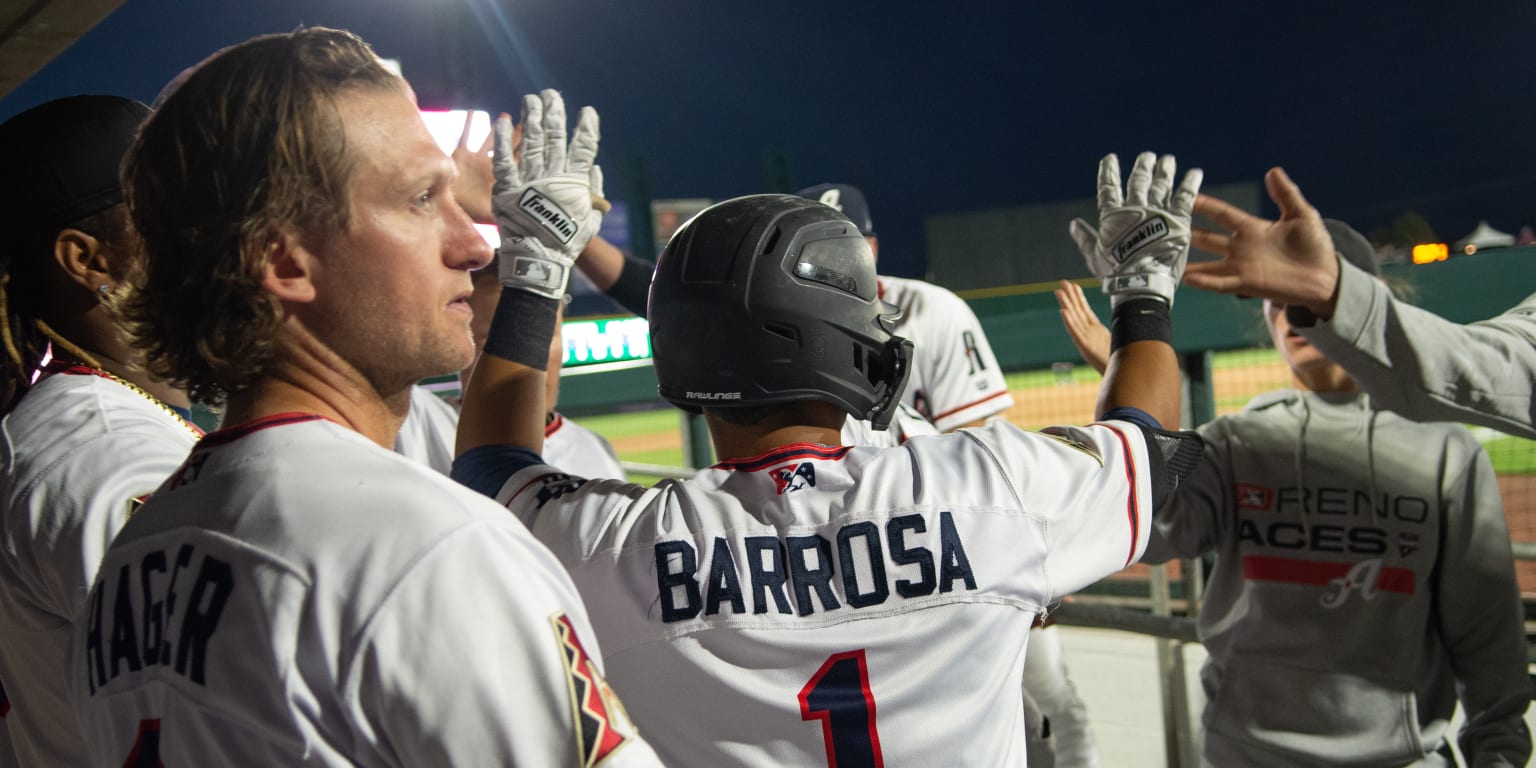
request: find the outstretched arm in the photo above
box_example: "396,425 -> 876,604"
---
456,91 -> 604,460
1069,151 -> 1201,428
1190,168 -> 1536,437
1182,167 -> 1339,316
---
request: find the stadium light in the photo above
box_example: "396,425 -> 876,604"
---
1412,243 -> 1449,264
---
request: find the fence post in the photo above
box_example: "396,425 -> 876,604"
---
1182,350 -> 1215,430
1151,564 -> 1198,768
681,412 -> 713,469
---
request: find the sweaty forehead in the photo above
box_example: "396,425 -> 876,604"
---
335,86 -> 450,190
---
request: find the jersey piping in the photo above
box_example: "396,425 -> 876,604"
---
710,443 -> 852,472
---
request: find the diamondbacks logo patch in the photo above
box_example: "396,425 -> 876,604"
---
551,614 -> 636,766
772,462 -> 817,494
1236,484 -> 1272,511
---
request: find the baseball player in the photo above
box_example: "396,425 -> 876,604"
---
1058,222 -> 1530,766
454,146 -> 1206,764
0,95 -> 200,768
566,208 -> 938,451
67,30 -> 659,766
796,183 -> 1015,431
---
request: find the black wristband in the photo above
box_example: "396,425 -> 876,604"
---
483,289 -> 559,370
607,254 -> 656,318
1110,298 -> 1172,352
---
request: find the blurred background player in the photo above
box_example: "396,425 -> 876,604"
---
1186,168 -> 1536,439
1058,222 -> 1530,766
68,31 -> 658,766
0,95 -> 199,768
454,150 -> 1205,765
464,262 -> 625,478
796,182 -> 1014,431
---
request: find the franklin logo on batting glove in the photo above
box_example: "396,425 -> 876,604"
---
519,189 -> 578,244
1111,216 -> 1169,264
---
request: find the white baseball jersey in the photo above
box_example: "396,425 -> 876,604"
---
880,276 -> 1014,431
0,363 -> 199,767
487,419 -> 1164,766
840,402 -> 939,448
70,414 -> 661,767
392,384 -> 458,474
544,412 -> 626,479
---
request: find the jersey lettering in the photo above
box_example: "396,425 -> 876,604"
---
1241,483 -> 1431,524
705,538 -> 746,615
961,330 -> 986,375
656,541 -> 702,622
85,545 -> 235,694
653,512 -> 976,623
121,718 -> 163,768
1236,519 -> 1389,556
799,650 -> 884,768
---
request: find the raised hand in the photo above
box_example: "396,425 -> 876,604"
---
1069,152 -> 1202,307
1054,280 -> 1110,374
490,90 -> 606,299
450,110 -> 496,224
1183,167 -> 1340,316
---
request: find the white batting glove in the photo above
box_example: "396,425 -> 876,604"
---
1069,152 -> 1202,306
492,89 -> 607,299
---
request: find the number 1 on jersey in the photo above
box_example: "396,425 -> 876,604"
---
799,649 -> 885,768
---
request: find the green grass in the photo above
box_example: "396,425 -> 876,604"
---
577,408 -> 683,439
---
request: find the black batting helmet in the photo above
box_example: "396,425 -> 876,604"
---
648,194 -> 912,430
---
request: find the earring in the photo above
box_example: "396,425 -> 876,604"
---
97,284 -> 111,294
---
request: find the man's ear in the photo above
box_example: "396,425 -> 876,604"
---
262,231 -> 319,304
51,228 -> 115,295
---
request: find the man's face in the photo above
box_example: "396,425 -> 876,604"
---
304,85 -> 492,394
1263,299 -> 1342,380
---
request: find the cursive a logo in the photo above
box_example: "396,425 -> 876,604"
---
687,391 -> 742,401
1319,558 -> 1381,608
518,189 -> 578,244
1111,216 -> 1168,264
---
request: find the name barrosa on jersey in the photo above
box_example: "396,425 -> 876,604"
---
655,511 -> 977,623
81,543 -> 235,695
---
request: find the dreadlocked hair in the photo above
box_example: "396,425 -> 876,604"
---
0,205 -> 132,413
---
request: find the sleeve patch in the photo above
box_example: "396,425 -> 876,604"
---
550,613 -> 637,766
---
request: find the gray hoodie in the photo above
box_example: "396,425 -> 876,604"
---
1291,255 -> 1536,439
1146,388 -> 1529,767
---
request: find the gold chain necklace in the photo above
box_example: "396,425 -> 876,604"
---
32,321 -> 203,439
92,367 -> 203,438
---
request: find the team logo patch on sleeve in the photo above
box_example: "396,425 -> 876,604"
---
772,462 -> 817,495
551,614 -> 636,766
535,474 -> 589,508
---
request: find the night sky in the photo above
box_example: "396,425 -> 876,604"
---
5,0 -> 1535,279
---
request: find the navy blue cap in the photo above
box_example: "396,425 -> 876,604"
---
0,95 -> 151,240
796,183 -> 875,237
